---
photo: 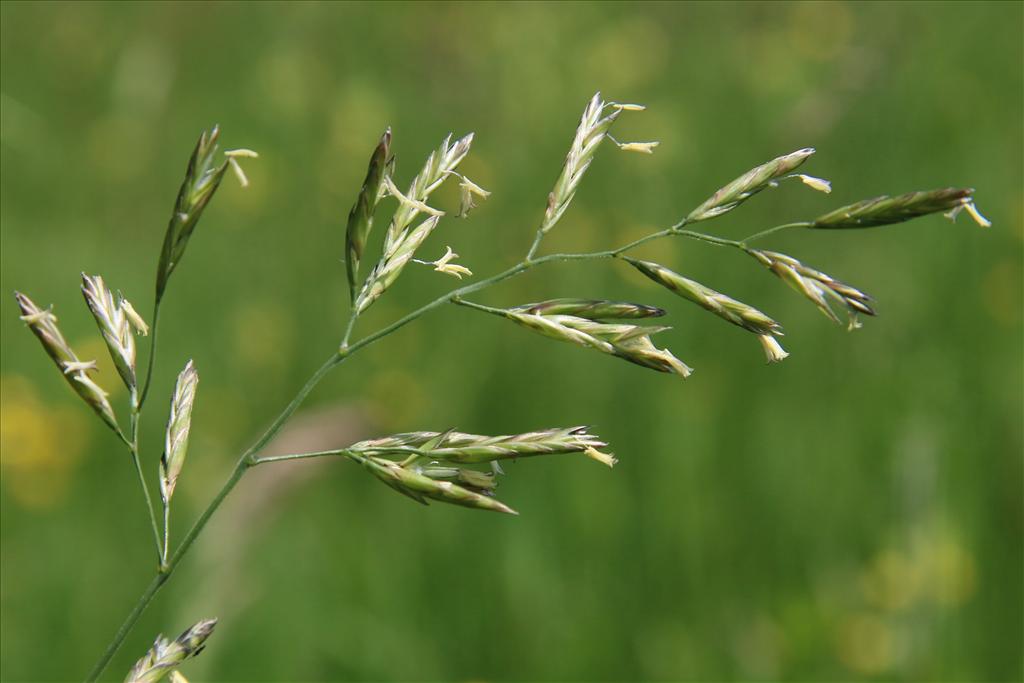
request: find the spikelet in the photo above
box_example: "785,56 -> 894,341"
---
358,455 -> 518,514
626,259 -> 787,362
15,291 -> 118,431
160,361 -> 198,505
687,148 -> 815,222
513,298 -> 665,319
746,249 -> 874,330
353,426 -> 614,466
811,187 -> 989,229
382,132 -> 473,252
124,618 -> 217,683
345,128 -> 392,304
353,215 -> 441,314
353,133 -> 473,314
541,92 -> 623,235
81,274 -> 145,393
156,127 -> 227,300
495,305 -> 692,378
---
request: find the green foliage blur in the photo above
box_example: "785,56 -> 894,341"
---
2,2 -> 1021,680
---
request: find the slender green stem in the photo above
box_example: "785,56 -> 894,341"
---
344,261 -> 532,355
84,353 -> 344,681
741,221 -> 812,244
129,442 -> 162,564
83,572 -> 169,683
673,230 -> 743,249
137,299 -> 163,408
87,217 -> 748,681
451,298 -> 506,317
250,449 -> 349,466
127,392 -> 162,563
341,312 -> 359,349
525,227 -> 546,261
161,502 -> 170,568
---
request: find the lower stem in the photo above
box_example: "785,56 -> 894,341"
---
83,572 -> 168,683
161,502 -> 170,568
84,353 -> 343,682
85,217 -> 773,680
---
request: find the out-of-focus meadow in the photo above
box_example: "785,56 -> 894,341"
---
1,2 -> 1021,681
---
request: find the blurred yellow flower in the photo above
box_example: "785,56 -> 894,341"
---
0,375 -> 88,509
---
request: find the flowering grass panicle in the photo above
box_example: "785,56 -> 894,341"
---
10,90 -> 986,681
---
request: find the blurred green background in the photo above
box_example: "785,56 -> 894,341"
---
1,2 -> 1021,681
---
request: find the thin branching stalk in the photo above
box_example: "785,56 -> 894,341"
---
9,93 -> 979,681
82,207 -> 846,679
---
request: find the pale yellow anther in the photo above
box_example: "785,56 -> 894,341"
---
964,201 -> 991,228
384,176 -> 445,217
584,446 -> 618,468
227,157 -> 250,188
759,335 -> 789,363
617,141 -> 660,154
223,149 -> 258,188
62,360 -> 98,375
796,174 -> 832,193
121,300 -> 149,336
19,308 -> 56,325
431,246 -> 473,279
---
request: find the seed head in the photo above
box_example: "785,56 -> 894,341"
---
354,215 -> 442,314
156,127 -> 255,301
627,258 -> 786,360
496,306 -> 691,378
687,148 -> 815,222
542,92 -> 630,234
513,298 -> 665,320
124,618 -> 217,683
359,455 -> 518,514
357,426 -> 614,467
382,132 -> 473,253
345,129 -> 393,304
15,291 -> 118,431
81,274 -> 140,392
811,187 -> 986,229
160,361 -> 198,505
627,259 -> 781,335
354,132 -> 473,314
747,249 -> 874,330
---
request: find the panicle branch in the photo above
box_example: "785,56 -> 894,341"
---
349,426 -> 615,514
